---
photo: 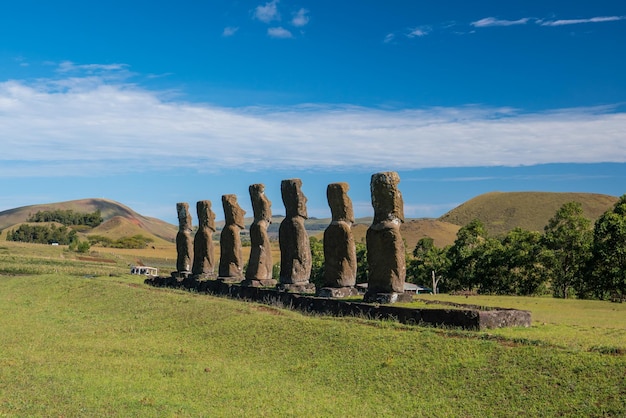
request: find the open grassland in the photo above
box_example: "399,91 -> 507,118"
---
0,276 -> 625,416
0,241 -> 283,278
415,294 -> 626,354
1,242 -> 625,416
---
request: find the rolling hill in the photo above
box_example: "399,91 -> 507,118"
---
1,191 -> 618,250
0,198 -> 177,242
439,191 -> 618,237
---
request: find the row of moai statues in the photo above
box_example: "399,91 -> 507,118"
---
174,171 -> 409,303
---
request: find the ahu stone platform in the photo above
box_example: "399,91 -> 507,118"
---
144,276 -> 531,330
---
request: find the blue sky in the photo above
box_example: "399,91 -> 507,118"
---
1,0 -> 625,224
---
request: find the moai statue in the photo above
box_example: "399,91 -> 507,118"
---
364,172 -> 410,303
192,200 -> 216,278
318,182 -> 359,298
242,184 -> 277,287
278,179 -> 315,293
218,194 -> 246,282
175,202 -> 193,277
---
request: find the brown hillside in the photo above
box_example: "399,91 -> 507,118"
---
0,198 -> 176,242
350,219 -> 459,250
439,191 -> 618,237
87,216 -> 173,246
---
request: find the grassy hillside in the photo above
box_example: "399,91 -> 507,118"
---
1,271 -> 624,416
439,191 -> 618,237
350,219 -> 460,250
0,198 -> 177,242
87,216 -> 174,247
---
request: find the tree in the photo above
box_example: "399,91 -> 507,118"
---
447,219 -> 488,292
407,237 -> 450,294
588,195 -> 626,300
355,242 -> 368,284
309,237 -> 325,288
501,228 -> 549,296
542,202 -> 592,298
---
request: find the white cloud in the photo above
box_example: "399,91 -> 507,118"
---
384,33 -> 395,43
254,0 -> 280,23
222,26 -> 239,37
407,27 -> 431,37
471,17 -> 531,27
0,70 -> 625,178
540,16 -> 625,26
267,26 -> 293,38
56,61 -> 129,73
291,8 -> 309,27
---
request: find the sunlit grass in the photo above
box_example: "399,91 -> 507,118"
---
0,273 -> 625,416
416,294 -> 626,352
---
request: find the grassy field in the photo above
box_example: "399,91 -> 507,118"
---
1,242 -> 625,416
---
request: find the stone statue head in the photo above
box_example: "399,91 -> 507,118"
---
249,183 -> 272,223
281,178 -> 307,219
176,202 -> 192,230
327,182 -> 354,223
370,171 -> 404,224
196,200 -> 216,232
222,194 -> 246,229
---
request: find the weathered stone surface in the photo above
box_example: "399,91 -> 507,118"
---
279,179 -> 312,286
145,277 -> 532,329
243,184 -> 276,287
317,286 -> 360,298
192,200 -> 216,278
322,182 -> 357,289
218,194 -> 246,281
175,202 -> 194,274
365,172 -> 406,302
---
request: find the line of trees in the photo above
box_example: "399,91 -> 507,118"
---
27,209 -> 103,227
407,195 -> 626,300
6,223 -> 78,245
87,234 -> 154,249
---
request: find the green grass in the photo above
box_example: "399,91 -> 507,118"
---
1,273 -> 625,417
415,294 -> 626,352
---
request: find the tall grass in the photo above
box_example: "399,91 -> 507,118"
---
1,273 -> 625,416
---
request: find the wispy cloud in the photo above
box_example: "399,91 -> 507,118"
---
291,8 -> 309,27
1,65 -> 625,178
471,17 -> 531,27
267,27 -> 292,38
407,26 -> 431,38
56,61 -> 129,73
399,14 -> 625,40
540,16 -> 625,26
383,33 -> 395,43
222,26 -> 239,37
254,0 -> 280,23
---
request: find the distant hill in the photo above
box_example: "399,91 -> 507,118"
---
2,192 -> 617,250
439,191 -> 618,237
0,198 -> 177,242
350,219 -> 460,251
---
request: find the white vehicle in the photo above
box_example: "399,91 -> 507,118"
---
130,266 -> 158,276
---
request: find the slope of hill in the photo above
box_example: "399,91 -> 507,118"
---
0,198 -> 177,242
439,191 -> 618,237
87,216 -> 174,246
349,219 -> 460,250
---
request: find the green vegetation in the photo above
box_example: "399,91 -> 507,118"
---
27,209 -> 103,227
1,273 -> 625,416
6,223 -> 78,245
88,234 -> 155,249
414,294 -> 626,353
407,196 -> 626,300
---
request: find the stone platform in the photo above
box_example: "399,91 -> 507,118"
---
144,276 -> 531,330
